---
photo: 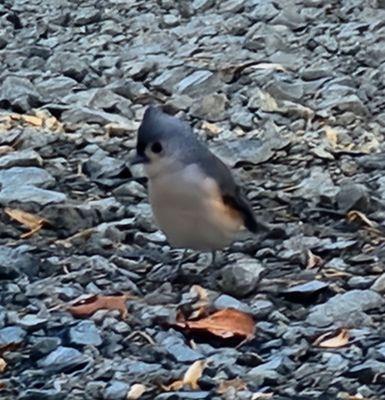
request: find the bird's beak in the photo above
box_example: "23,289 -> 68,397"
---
130,153 -> 149,165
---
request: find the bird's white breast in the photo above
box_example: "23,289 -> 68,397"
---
146,163 -> 242,251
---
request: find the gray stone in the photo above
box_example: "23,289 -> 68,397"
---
155,392 -> 211,400
283,280 -> 329,299
214,294 -> 251,313
18,315 -> 48,330
0,326 -> 27,346
0,76 -> 42,110
19,389 -> 65,400
163,14 -> 180,28
190,93 -> 227,121
176,70 -> 218,95
47,52 -> 89,82
306,290 -> 384,328
38,346 -> 90,372
230,109 -> 254,129
336,183 -> 370,212
247,355 -> 287,385
295,167 -> 338,203
220,257 -> 264,297
69,320 -> 103,346
0,185 -> 66,205
103,380 -> 130,400
265,80 -> 304,102
152,68 -> 187,95
211,138 -> 273,167
192,0 -> 215,12
61,107 -> 136,128
163,336 -> 203,363
371,273 -> 385,293
113,181 -> 147,199
35,76 -> 81,101
73,7 -> 101,25
250,300 -> 274,318
0,150 -> 42,168
83,148 -> 126,180
348,276 -> 375,290
30,337 -> 61,359
0,167 -> 55,189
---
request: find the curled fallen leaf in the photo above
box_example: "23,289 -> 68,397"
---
324,125 -> 338,148
68,293 -> 132,318
176,308 -> 255,340
306,249 -> 324,269
161,360 -> 206,392
217,378 -> 247,394
346,210 -> 375,228
127,383 -> 146,399
161,380 -> 184,392
0,358 -> 6,373
252,393 -> 274,400
5,208 -> 47,238
183,359 -> 206,390
314,328 -> 350,348
0,145 -> 14,155
201,121 -> 221,136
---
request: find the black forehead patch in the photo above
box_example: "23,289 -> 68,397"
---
137,105 -> 193,149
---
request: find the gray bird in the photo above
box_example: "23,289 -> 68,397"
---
131,106 -> 263,266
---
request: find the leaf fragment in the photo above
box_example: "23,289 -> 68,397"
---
201,121 -> 221,136
127,383 -> 146,399
324,126 -> 338,147
251,393 -> 274,400
183,360 -> 206,390
306,250 -> 324,269
0,358 -> 6,373
346,210 -> 375,228
217,378 -> 247,394
176,308 -> 255,340
314,329 -> 350,348
5,208 -> 47,238
68,294 -> 132,318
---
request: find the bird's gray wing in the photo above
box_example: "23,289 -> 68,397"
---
195,147 -> 263,233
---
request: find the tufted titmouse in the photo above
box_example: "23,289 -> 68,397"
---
131,106 -> 264,264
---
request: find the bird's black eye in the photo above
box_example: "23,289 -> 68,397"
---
151,142 -> 163,153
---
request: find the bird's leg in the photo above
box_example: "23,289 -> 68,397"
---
210,250 -> 217,267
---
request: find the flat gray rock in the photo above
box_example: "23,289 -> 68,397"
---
0,167 -> 55,188
0,185 -> 66,205
38,346 -> 90,372
69,321 -> 103,346
306,290 -> 384,328
0,150 -> 42,168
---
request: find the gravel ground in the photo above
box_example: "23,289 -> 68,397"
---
1,0 -> 385,399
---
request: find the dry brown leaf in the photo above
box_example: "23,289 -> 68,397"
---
324,126 -> 338,147
190,285 -> 209,302
0,145 -> 14,155
176,308 -> 255,340
217,378 -> 247,394
0,358 -> 6,373
201,121 -> 221,136
183,359 -> 206,390
247,62 -> 286,72
306,250 -> 324,269
347,210 -> 375,228
127,383 -> 146,399
21,114 -> 44,127
161,380 -> 184,392
251,393 -> 274,400
314,329 -> 350,348
5,208 -> 47,238
69,294 -> 131,318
